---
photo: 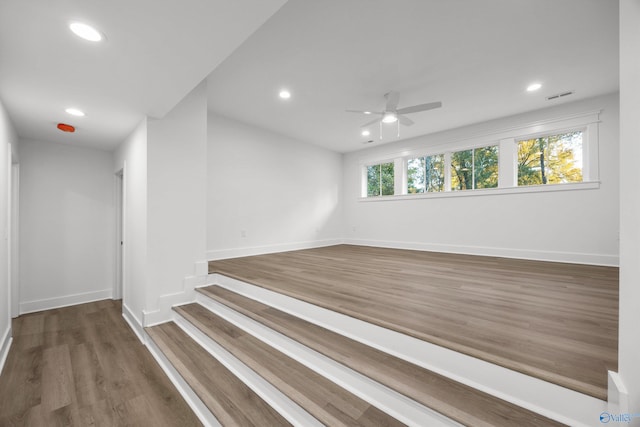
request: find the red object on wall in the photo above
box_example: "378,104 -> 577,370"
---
57,123 -> 75,132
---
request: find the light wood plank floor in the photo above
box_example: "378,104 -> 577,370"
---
209,244 -> 619,400
0,300 -> 202,427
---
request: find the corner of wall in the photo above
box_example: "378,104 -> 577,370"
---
0,325 -> 12,376
142,260 -> 209,327
122,302 -> 145,345
608,371 -> 629,414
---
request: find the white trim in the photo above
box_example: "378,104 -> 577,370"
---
207,238 -> 343,261
343,238 -> 618,266
0,326 -> 12,376
173,312 -> 323,427
360,181 -> 600,202
143,288 -> 197,327
10,162 -> 19,317
193,295 -> 459,427
19,288 -> 113,315
608,371 -> 629,414
122,302 -> 145,344
194,261 -> 208,277
208,274 -> 607,427
145,331 -> 222,427
114,169 -> 124,300
142,260 -> 209,327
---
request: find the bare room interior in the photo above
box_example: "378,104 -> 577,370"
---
0,1 -> 639,426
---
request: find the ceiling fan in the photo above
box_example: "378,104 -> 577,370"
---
347,91 -> 442,138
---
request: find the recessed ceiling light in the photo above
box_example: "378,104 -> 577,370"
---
361,130 -> 371,136
279,90 -> 291,99
527,83 -> 542,92
363,111 -> 372,115
65,108 -> 85,117
69,22 -> 103,42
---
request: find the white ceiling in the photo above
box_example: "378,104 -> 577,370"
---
0,1 -> 618,154
207,0 -> 619,153
0,0 -> 287,151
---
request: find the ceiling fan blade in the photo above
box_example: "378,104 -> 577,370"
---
398,115 -> 414,126
396,101 -> 442,115
361,117 -> 381,128
384,91 -> 400,111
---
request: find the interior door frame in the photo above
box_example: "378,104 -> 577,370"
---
114,168 -> 124,300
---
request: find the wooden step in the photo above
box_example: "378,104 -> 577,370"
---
198,285 -> 564,427
174,303 -> 406,427
145,322 -> 291,427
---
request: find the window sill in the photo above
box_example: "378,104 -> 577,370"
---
359,181 -> 600,202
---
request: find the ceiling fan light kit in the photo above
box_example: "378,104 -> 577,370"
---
347,91 -> 442,140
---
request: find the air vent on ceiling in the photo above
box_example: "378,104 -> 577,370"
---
362,140 -> 374,145
546,91 -> 574,101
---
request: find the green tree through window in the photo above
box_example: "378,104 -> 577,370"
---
518,131 -> 583,186
451,145 -> 498,191
408,154 -> 445,193
367,162 -> 394,196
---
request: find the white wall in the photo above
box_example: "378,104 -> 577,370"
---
618,0 -> 640,417
146,81 -> 207,317
0,97 -> 17,373
343,93 -> 619,265
18,139 -> 115,313
114,119 -> 147,328
207,114 -> 343,259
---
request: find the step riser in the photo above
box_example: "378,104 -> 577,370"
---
207,273 -> 608,427
194,293 -> 459,427
144,331 -> 222,427
171,312 -> 324,427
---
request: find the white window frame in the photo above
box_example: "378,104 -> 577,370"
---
361,158 -> 397,198
359,110 -> 600,201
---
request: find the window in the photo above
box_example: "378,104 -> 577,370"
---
451,145 -> 498,191
359,111 -> 598,200
407,154 -> 445,193
367,162 -> 394,197
517,131 -> 583,186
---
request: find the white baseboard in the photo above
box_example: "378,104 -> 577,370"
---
144,288 -> 197,327
206,238 -> 343,261
19,288 -> 113,315
209,274 -> 607,427
194,261 -> 208,277
0,326 -> 12,376
122,302 -> 145,344
344,238 -> 619,266
143,261 -> 208,327
608,371 -> 629,414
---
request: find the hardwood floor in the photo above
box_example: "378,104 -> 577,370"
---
209,244 -> 619,400
175,303 -> 406,427
146,322 -> 291,427
0,300 -> 201,427
198,286 -> 564,427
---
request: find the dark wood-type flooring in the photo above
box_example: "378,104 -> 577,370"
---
175,303 -> 406,427
198,286 -> 564,427
0,300 -> 201,427
146,321 -> 291,427
209,244 -> 619,400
